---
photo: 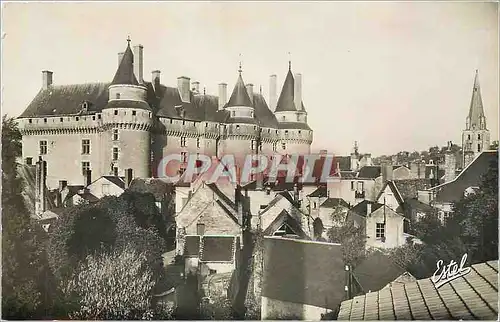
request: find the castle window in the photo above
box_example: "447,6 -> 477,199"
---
376,223 -> 385,238
197,223 -> 205,236
205,122 -> 208,127
113,166 -> 119,177
251,140 -> 256,150
276,130 -> 278,134
282,142 -> 286,150
132,111 -> 136,116
254,126 -> 257,130
25,157 -> 33,165
285,130 -> 289,135
232,111 -> 235,117
272,142 -> 277,152
251,112 -> 254,117
478,134 -> 481,140
298,130 -> 301,134
112,147 -> 119,161
114,110 -> 118,116
60,117 -> 63,122
268,129 -> 270,133
98,114 -> 101,119
39,141 -> 47,155
44,118 -> 47,123
29,119 -> 32,124
92,116 -> 95,121
149,112 -> 152,118
477,144 -> 481,152
196,138 -> 201,149
169,119 -> 173,124
351,181 -> 355,191
180,137 -> 187,147
193,122 -> 196,127
113,129 -> 119,141
82,102 -> 88,110
82,161 -> 91,176
81,139 -> 91,155
182,120 -> 185,125
467,134 -> 471,140
236,125 -> 240,130
116,93 -> 121,99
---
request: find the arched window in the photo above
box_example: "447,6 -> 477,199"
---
478,134 -> 481,140
116,93 -> 121,99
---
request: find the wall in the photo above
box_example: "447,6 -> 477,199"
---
327,178 -> 377,206
393,167 -> 411,180
261,296 -> 332,320
365,206 -> 405,249
376,185 -> 400,212
175,185 -> 192,214
87,177 -> 124,199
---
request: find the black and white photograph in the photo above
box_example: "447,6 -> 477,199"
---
1,1 -> 499,320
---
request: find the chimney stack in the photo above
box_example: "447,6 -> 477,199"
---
246,83 -> 254,105
177,76 -> 191,103
42,71 -> 53,90
84,170 -> 92,188
35,157 -> 47,216
294,73 -> 302,110
444,141 -> 456,182
133,45 -> 144,84
125,168 -> 133,189
381,163 -> 393,183
118,52 -> 125,66
269,75 -> 277,111
192,81 -> 200,95
366,203 -> 372,216
218,83 -> 227,110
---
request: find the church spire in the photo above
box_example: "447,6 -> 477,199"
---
466,69 -> 486,130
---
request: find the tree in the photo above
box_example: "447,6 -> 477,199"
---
64,246 -> 156,320
2,115 -> 56,319
327,220 -> 367,267
450,157 -> 498,263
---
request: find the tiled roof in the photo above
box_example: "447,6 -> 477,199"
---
321,197 -> 350,209
78,191 -> 99,203
432,151 -> 497,203
184,235 -> 201,257
357,166 -> 381,179
393,178 -> 432,199
338,260 -> 498,320
376,181 -> 404,206
200,236 -> 236,262
19,83 -> 110,118
101,176 -> 126,189
308,186 -> 327,197
111,43 -> 139,85
403,198 -> 436,214
104,99 -> 151,111
348,200 -> 384,218
263,210 -> 309,239
226,74 -> 253,108
262,237 -> 345,312
352,250 -> 406,294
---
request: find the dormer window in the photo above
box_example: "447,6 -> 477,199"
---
116,93 -> 121,99
236,125 -> 240,130
44,118 -> 47,123
114,110 -> 118,116
28,119 -> 32,124
132,111 -> 136,116
82,101 -> 88,111
232,111 -> 236,117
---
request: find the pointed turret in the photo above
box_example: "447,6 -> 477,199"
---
111,38 -> 139,86
466,70 -> 487,130
227,69 -> 253,108
275,69 -> 296,112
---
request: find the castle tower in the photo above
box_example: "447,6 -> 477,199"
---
274,60 -> 312,156
462,70 -> 490,167
222,62 -> 259,171
102,38 -> 153,178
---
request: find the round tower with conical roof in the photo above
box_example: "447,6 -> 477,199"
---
273,62 -> 312,156
102,38 -> 153,178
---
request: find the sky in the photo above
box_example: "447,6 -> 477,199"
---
1,2 -> 498,156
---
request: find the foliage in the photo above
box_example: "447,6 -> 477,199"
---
327,220 -> 367,267
199,295 -> 233,320
65,245 -> 156,320
1,115 -> 58,319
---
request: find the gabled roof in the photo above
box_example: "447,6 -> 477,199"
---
100,176 -> 126,190
226,73 -> 253,108
357,166 -> 381,179
338,260 -> 498,320
403,197 -> 436,214
111,42 -> 139,86
308,186 -> 327,198
261,237 -> 345,314
376,180 -> 404,206
200,236 -> 236,262
321,197 -> 350,209
352,250 -> 407,293
348,200 -> 384,218
393,178 -> 432,199
263,209 -> 309,239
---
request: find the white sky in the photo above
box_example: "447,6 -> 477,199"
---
2,2 -> 498,156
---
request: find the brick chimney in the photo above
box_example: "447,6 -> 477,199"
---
42,70 -> 53,90
246,83 -> 254,105
35,157 -> 47,216
133,44 -> 144,84
125,168 -> 133,189
218,83 -> 227,110
177,76 -> 191,103
57,180 -> 67,207
444,141 -> 456,182
366,203 -> 372,216
294,73 -> 302,110
84,170 -> 92,187
269,75 -> 277,111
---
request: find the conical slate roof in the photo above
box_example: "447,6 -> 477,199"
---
467,70 -> 486,130
275,69 -> 297,112
226,73 -> 253,107
111,42 -> 139,86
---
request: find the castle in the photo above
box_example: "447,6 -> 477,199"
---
17,38 -> 313,190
